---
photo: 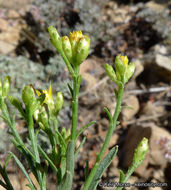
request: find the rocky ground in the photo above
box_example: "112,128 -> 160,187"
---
0,0 -> 171,190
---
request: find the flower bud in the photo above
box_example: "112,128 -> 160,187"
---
34,109 -> 40,121
56,91 -> 63,113
22,85 -> 38,112
2,76 -> 10,98
70,31 -> 83,52
119,55 -> 128,66
48,26 -> 62,53
34,106 -> 49,130
133,137 -> 149,167
115,55 -> 127,79
8,95 -> 25,118
125,62 -> 135,83
75,35 -> 90,65
104,64 -> 117,82
39,108 -> 49,129
62,36 -> 72,63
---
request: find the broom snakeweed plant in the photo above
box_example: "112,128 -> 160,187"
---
0,26 -> 149,190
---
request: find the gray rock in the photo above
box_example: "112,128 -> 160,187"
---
122,123 -> 171,178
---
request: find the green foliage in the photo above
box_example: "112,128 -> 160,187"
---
89,146 -> 118,190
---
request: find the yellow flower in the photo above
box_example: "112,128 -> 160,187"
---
69,31 -> 83,42
42,84 -> 53,104
118,55 -> 128,67
63,30 -> 90,66
36,85 -> 55,113
36,85 -> 53,105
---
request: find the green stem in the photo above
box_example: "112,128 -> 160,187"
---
27,109 -> 45,190
60,51 -> 75,78
60,67 -> 81,189
70,75 -> 80,140
83,84 -> 124,190
1,99 -> 35,159
27,109 -> 40,164
116,164 -> 136,190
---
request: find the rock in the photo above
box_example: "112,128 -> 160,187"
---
140,101 -> 164,118
122,95 -> 139,121
155,52 -> 171,72
122,124 -> 151,178
81,73 -> 98,90
154,45 -> 171,72
80,58 -> 104,76
153,169 -> 164,181
143,44 -> 171,82
0,18 -> 8,30
102,1 -> 132,24
133,59 -> 144,79
146,1 -> 166,12
0,16 -> 26,55
122,123 -> 171,178
6,10 -> 20,19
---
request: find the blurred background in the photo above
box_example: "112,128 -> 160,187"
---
0,0 -> 170,189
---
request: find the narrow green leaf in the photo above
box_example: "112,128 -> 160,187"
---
116,121 -> 120,125
67,83 -> 73,97
8,96 -> 26,119
8,152 -> 36,190
38,145 -> 58,174
84,160 -> 89,181
58,140 -> 75,190
0,163 -> 14,190
122,105 -> 133,110
76,121 -> 96,140
119,170 -> 125,183
75,135 -> 86,157
4,154 -> 12,169
55,130 -> 67,150
10,139 -> 38,180
89,146 -> 118,190
114,89 -> 118,99
0,114 -> 8,123
66,140 -> 75,175
104,107 -> 112,122
0,179 -> 7,189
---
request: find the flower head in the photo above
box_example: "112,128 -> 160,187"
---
133,137 -> 149,167
48,26 -> 90,71
105,54 -> 135,85
70,31 -> 83,42
36,85 -> 55,116
22,85 -> 39,113
67,30 -> 90,66
118,55 -> 129,67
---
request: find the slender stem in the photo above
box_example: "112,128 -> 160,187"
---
27,109 -> 45,190
1,99 -> 35,159
27,109 -> 40,163
83,84 -> 124,190
60,51 -> 75,78
116,164 -> 136,190
70,75 -> 80,140
60,67 -> 81,189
